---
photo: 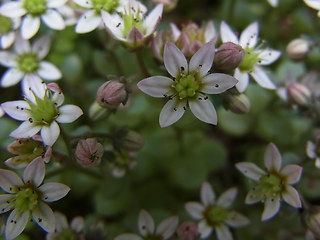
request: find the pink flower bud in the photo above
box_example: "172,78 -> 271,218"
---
286,38 -> 311,61
214,42 -> 245,70
75,138 -> 104,168
287,82 -> 312,106
177,221 -> 198,240
96,80 -> 127,109
223,92 -> 251,114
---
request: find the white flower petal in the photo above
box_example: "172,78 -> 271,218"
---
189,41 -> 215,77
76,10 -> 101,33
1,101 -> 30,121
189,98 -> 217,125
159,98 -> 186,128
1,68 -> 24,87
215,224 -> 233,240
0,2 -> 26,18
10,121 -> 41,139
202,73 -> 238,94
40,121 -> 60,146
22,75 -> 46,103
306,141 -> 317,159
220,21 -> 239,44
258,50 -> 281,65
156,216 -> 179,239
37,61 -> 62,80
0,51 -> 17,67
163,42 -> 188,78
56,105 -> 83,123
101,10 -> 124,39
23,157 -> 45,187
239,22 -> 259,49
21,15 -> 41,39
0,169 -> 23,193
280,164 -> 303,184
39,183 -> 70,202
225,211 -> 250,227
41,10 -> 65,30
204,21 -> 216,42
115,234 -> 143,240
137,76 -> 173,98
282,185 -> 301,208
53,212 -> 69,231
32,36 -> 51,59
201,181 -> 215,206
250,66 -> 276,90
262,195 -> 281,221
14,35 -> 31,54
73,0 -> 93,8
268,0 -> 279,7
264,143 -> 282,172
1,32 -> 16,49
70,216 -> 84,233
217,187 -> 237,208
51,90 -> 65,107
235,162 -> 266,180
234,68 -> 249,93
47,0 -> 68,8
170,23 -> 181,42
304,0 -> 320,10
198,219 -> 213,239
5,209 -> 29,240
138,210 -> 155,237
245,189 -> 264,204
32,202 -> 55,233
144,4 -> 163,36
0,195 -> 14,213
185,202 -> 205,220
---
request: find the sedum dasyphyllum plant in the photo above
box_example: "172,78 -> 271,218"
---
0,0 -> 320,239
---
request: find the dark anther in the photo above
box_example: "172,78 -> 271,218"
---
204,96 -> 208,100
38,218 -> 42,222
199,64 -> 202,67
183,106 -> 186,110
163,94 -> 167,97
9,187 -> 12,191
2,208 -> 4,212
169,96 -> 173,100
215,84 -> 219,88
116,23 -> 121,27
28,118 -> 33,123
198,97 -> 202,100
173,108 -> 177,111
180,66 -> 185,71
16,106 -> 19,109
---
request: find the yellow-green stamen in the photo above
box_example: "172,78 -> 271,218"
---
238,47 -> 260,72
172,71 -> 201,100
204,205 -> 229,226
0,15 -> 13,35
17,53 -> 39,73
92,0 -> 119,14
22,0 -> 47,16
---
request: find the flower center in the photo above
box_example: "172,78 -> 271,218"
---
122,7 -> 146,38
17,53 -> 39,73
260,173 -> 283,196
203,205 -> 228,226
0,15 -> 13,35
22,0 -> 47,16
92,0 -> 119,14
238,47 -> 260,72
173,71 -> 201,99
14,184 -> 41,213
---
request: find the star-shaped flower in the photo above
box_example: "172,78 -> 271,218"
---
185,182 -> 249,240
304,0 -> 320,17
0,157 -> 70,240
220,21 -> 281,92
1,79 -> 83,146
236,143 -> 303,221
137,41 -> 238,127
0,0 -> 67,39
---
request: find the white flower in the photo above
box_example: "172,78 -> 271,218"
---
220,21 -> 281,92
185,182 -> 249,240
0,157 -> 70,240
268,0 -> 279,7
0,0 -> 67,39
304,0 -> 320,17
137,41 -> 238,127
1,79 -> 83,146
0,35 -> 62,87
0,12 -> 20,49
236,143 -> 303,221
115,209 -> 179,240
101,0 -> 163,48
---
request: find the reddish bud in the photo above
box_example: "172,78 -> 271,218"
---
96,80 -> 127,109
214,42 -> 245,70
177,221 -> 198,240
75,138 -> 104,168
287,82 -> 312,107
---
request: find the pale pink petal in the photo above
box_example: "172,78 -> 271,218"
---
56,105 -> 83,123
0,52 -> 17,67
163,42 -> 188,78
127,26 -> 144,46
23,157 -> 45,187
234,68 -> 249,93
1,32 -> 16,49
40,121 -> 60,146
280,164 -> 303,184
185,202 -> 205,220
225,211 -> 250,227
189,98 -> 217,125
264,143 -> 282,172
220,21 -> 239,44
32,202 -> 55,233
0,2 -> 26,18
159,98 -> 186,127
5,209 -> 29,240
138,210 -> 155,236
189,41 -> 215,77
245,190 -> 264,204
235,162 -> 266,180
47,0 -> 68,8
14,35 -> 31,54
306,141 -> 317,159
239,22 -> 259,49
137,76 -> 173,98
10,121 -> 42,139
41,10 -> 65,30
115,234 -> 143,240
204,21 -> 216,42
257,50 -> 281,65
1,100 -> 30,121
215,224 -> 233,240
73,0 -> 93,8
198,219 -> 213,239
37,61 -> 62,80
217,187 -> 237,208
0,169 -> 23,193
282,185 -> 301,208
1,68 -> 24,87
101,10 -> 124,39
76,10 -> 101,33
250,66 -> 276,90
202,73 -> 238,94
32,36 -> 51,59
156,216 -> 179,239
0,194 -> 14,213
201,181 -> 215,206
39,183 -> 70,202
21,15 -> 40,39
261,195 -> 281,221
144,4 -> 163,36
170,23 -> 180,42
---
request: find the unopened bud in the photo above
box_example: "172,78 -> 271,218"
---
287,82 -> 312,106
286,38 -> 311,61
214,42 -> 244,70
75,138 -> 104,168
96,80 -> 127,109
223,92 -> 251,114
114,129 -> 144,151
177,221 -> 198,240
89,101 -> 109,121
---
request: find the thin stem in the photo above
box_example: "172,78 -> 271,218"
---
135,48 -> 150,78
